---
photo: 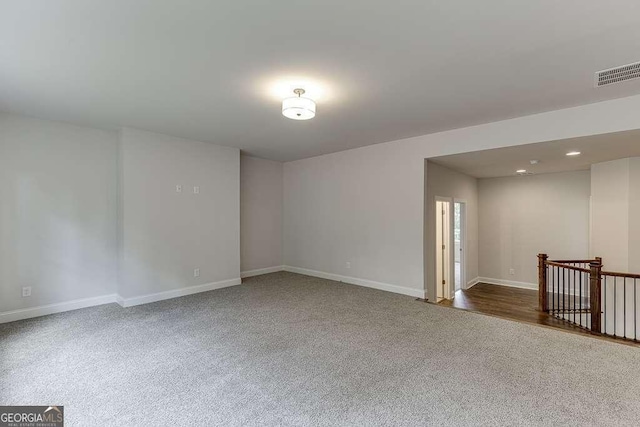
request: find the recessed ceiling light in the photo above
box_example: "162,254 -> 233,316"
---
566,151 -> 581,156
282,88 -> 316,120
516,169 -> 527,174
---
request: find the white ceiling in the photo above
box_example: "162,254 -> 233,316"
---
2,1 -> 640,162
429,129 -> 640,178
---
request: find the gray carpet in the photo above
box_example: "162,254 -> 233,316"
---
2,272 -> 640,426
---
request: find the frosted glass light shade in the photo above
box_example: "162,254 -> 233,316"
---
282,96 -> 316,120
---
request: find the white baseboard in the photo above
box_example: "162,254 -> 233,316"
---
466,277 -> 481,289
241,265 -> 284,278
115,294 -> 126,307
1,278 -> 244,323
477,277 -> 537,290
283,265 -> 426,299
116,277 -> 242,308
0,294 -> 118,324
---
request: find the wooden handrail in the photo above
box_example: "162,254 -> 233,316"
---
549,259 -> 598,264
545,261 -> 590,273
601,270 -> 640,280
547,259 -> 640,279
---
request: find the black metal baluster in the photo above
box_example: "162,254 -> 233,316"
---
553,266 -> 556,315
585,268 -> 587,321
559,266 -> 562,317
561,266 -> 564,317
573,268 -> 576,325
585,270 -> 588,324
624,277 -> 627,339
549,264 -> 552,314
614,276 -> 617,337
553,265 -> 556,315
547,265 -> 553,314
553,266 -> 560,317
553,266 -> 560,316
604,276 -> 607,334
546,265 -> 549,311
553,267 -> 560,316
565,267 -> 568,315
561,266 -> 564,318
586,270 -> 589,328
564,268 -> 571,322
579,270 -> 583,327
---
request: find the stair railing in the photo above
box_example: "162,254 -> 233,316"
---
538,253 -> 640,341
600,270 -> 640,340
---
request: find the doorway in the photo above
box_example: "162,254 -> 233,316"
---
435,198 -> 452,302
454,200 -> 466,292
435,198 -> 466,302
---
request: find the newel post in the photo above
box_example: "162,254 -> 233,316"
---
589,260 -> 602,334
538,253 -> 548,312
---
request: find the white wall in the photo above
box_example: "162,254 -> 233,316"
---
0,113 -> 118,313
591,157 -> 640,273
425,161 -> 478,299
5,93 -> 640,318
589,157 -> 640,336
478,171 -> 591,286
283,141 -> 425,297
283,94 -> 640,299
629,158 -> 640,273
591,159 -> 630,272
1,117 -> 252,319
118,128 -> 240,302
240,155 -> 283,274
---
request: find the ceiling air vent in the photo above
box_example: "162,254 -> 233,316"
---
595,61 -> 640,87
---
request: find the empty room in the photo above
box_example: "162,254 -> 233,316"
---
2,2 -> 640,426
427,131 -> 640,339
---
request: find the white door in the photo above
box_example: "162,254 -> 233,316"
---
436,199 -> 452,301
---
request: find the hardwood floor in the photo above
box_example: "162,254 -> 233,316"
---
437,283 -> 639,346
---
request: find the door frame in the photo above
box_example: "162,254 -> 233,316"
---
454,199 -> 467,291
435,196 -> 454,300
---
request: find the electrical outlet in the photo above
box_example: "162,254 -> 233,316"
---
176,185 -> 182,193
346,262 -> 351,269
509,269 -> 515,275
193,268 -> 200,278
22,286 -> 31,297
193,186 -> 200,194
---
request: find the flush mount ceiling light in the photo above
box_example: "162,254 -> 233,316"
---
282,88 -> 316,120
516,169 -> 527,174
566,151 -> 581,156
